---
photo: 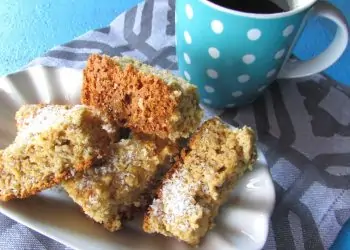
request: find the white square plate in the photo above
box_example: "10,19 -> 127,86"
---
0,66 -> 275,250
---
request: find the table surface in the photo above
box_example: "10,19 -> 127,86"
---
0,0 -> 349,84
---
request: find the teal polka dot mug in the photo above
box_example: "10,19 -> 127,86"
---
175,0 -> 349,108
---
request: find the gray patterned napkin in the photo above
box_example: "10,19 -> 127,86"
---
1,0 -> 349,249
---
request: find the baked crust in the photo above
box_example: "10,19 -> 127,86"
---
143,118 -> 257,246
0,105 -> 112,201
82,54 -> 202,141
63,134 -> 178,231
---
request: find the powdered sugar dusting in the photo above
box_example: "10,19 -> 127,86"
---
76,161 -> 116,190
16,105 -> 86,143
94,163 -> 115,176
102,123 -> 116,135
88,193 -> 99,205
70,169 -> 76,177
116,139 -> 151,166
77,179 -> 88,190
75,138 -> 152,192
152,169 -> 199,231
150,199 -> 163,217
123,151 -> 135,165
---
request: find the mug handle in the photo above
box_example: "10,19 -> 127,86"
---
278,1 -> 349,79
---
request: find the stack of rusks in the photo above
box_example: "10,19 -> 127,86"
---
0,54 -> 257,246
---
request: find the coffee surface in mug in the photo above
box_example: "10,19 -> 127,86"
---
208,0 -> 284,14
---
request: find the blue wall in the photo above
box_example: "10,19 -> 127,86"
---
0,0 -> 141,76
293,0 -> 350,85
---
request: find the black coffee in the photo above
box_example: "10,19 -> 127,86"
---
209,0 -> 284,14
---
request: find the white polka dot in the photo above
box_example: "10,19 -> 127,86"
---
207,69 -> 218,79
184,71 -> 191,81
266,69 -> 276,78
226,103 -> 236,108
185,4 -> 194,20
204,85 -> 215,93
203,98 -> 212,104
211,20 -> 224,34
242,54 -> 256,64
283,25 -> 294,37
258,85 -> 267,92
184,31 -> 192,44
175,37 -> 177,46
275,49 -> 286,59
247,29 -> 261,41
238,74 -> 250,83
208,47 -> 220,59
184,53 -> 191,64
232,91 -> 243,97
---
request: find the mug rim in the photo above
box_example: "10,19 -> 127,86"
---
200,0 -> 317,19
